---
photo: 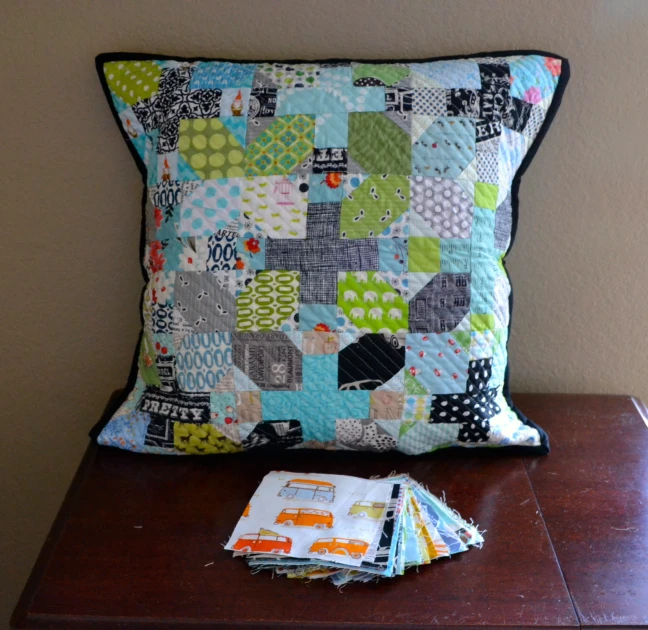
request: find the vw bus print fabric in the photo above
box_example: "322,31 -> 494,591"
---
226,471 -> 482,584
96,51 -> 568,455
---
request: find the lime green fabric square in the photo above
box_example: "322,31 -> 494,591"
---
408,237 -> 441,272
340,175 -> 409,238
352,64 -> 410,87
104,60 -> 162,106
471,313 -> 496,332
475,182 -> 499,211
338,271 -> 409,333
179,118 -> 246,179
348,113 -> 411,175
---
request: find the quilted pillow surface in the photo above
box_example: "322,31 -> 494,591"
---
95,51 -> 568,455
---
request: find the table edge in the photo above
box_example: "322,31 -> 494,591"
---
13,392 -> 647,629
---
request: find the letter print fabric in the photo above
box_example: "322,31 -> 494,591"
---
97,51 -> 568,454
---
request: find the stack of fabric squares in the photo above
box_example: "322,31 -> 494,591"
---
225,471 -> 482,584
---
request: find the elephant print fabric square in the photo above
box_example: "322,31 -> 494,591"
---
97,51 -> 568,455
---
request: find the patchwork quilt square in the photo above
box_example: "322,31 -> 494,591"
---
97,50 -> 568,455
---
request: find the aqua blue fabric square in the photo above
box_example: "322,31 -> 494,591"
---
308,174 -> 345,203
379,239 -> 408,273
299,304 -> 338,331
210,392 -> 237,424
315,113 -> 349,148
262,356 -> 368,443
334,86 -> 386,112
441,239 -> 471,273
189,62 -> 256,89
319,66 -> 353,89
470,208 -> 497,313
398,422 -> 459,455
237,236 -> 265,269
276,89 -> 339,116
412,118 -> 476,179
509,55 -> 559,101
297,356 -> 370,442
410,60 -> 481,88
98,412 -> 151,451
405,333 -> 469,394
303,355 -> 337,392
261,391 -> 300,420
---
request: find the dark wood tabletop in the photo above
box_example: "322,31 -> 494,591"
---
11,394 -> 648,629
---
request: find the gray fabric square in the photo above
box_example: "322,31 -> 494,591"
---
174,271 -> 236,332
409,273 -> 471,333
306,203 -> 341,239
233,332 -> 302,391
265,238 -> 379,272
300,271 -> 338,304
494,195 -> 512,251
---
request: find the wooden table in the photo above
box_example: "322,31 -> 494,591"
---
11,394 -> 648,629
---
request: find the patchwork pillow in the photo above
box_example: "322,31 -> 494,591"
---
94,51 -> 568,455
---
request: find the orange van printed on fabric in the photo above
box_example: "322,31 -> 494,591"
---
232,530 -> 292,555
275,508 -> 334,528
308,537 -> 370,560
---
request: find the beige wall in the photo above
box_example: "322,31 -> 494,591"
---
2,0 -> 646,624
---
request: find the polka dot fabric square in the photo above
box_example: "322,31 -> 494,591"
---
96,51 -> 568,456
178,119 -> 246,179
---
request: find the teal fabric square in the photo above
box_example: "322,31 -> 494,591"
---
405,333 -> 469,394
210,392 -> 237,424
412,117 -> 476,179
441,239 -> 471,273
315,113 -> 349,149
302,354 -> 337,392
334,86 -> 386,112
398,422 -> 459,455
319,66 -> 353,89
276,88 -> 339,116
308,173 -> 345,203
189,61 -> 256,89
410,60 -> 481,88
379,238 -> 408,273
237,236 -> 266,269
261,391 -> 300,420
471,208 -> 497,313
299,304 -> 338,331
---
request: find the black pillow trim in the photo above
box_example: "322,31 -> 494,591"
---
90,49 -> 570,455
